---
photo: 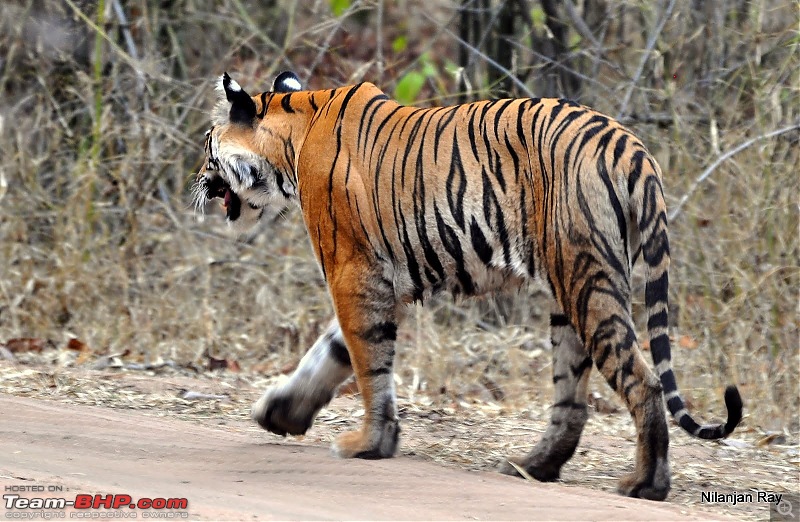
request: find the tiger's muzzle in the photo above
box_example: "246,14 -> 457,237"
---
198,173 -> 242,222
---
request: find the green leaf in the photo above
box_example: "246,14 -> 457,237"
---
443,59 -> 459,76
418,52 -> 437,77
395,71 -> 426,105
330,0 -> 349,17
392,35 -> 407,53
530,7 -> 546,29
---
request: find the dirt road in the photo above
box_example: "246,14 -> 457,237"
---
0,395 -> 726,521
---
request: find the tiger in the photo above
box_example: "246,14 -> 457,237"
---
193,70 -> 742,501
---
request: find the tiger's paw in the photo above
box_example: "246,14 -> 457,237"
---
617,468 -> 670,501
331,421 -> 400,459
250,386 -> 323,437
498,456 -> 561,482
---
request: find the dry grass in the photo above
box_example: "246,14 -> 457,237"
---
0,0 -> 798,447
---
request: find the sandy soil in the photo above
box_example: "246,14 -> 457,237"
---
1,361 -> 795,521
1,394 -> 724,521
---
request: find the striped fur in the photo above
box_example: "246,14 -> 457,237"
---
194,71 -> 742,500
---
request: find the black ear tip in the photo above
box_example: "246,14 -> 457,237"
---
272,71 -> 302,93
219,72 -> 256,124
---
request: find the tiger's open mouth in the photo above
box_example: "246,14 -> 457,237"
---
205,176 -> 241,221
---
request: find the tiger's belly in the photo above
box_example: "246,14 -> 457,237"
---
384,241 -> 536,305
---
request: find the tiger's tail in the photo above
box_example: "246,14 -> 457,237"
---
632,155 -> 742,439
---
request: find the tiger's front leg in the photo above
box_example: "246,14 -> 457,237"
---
327,262 -> 401,459
251,319 -> 353,436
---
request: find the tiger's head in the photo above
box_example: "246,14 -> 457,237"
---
193,71 -> 304,234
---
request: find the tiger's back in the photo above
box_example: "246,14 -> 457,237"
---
195,72 -> 742,502
300,86 -> 648,306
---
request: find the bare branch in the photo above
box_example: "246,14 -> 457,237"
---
62,0 -> 181,86
668,123 -> 800,222
615,0 -> 677,120
420,11 -> 534,98
506,39 -> 616,96
376,0 -> 384,82
563,0 -> 602,51
111,0 -> 148,112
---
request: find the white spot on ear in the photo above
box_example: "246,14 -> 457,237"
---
217,74 -> 243,94
280,77 -> 302,92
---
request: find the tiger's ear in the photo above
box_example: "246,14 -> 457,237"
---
220,72 -> 256,125
272,71 -> 302,93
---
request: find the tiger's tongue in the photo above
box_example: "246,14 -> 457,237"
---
223,188 -> 233,208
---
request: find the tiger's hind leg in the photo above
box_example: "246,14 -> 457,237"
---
251,319 -> 353,436
584,304 -> 671,501
500,308 -> 592,481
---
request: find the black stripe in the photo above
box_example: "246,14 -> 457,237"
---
612,133 -> 628,170
638,174 -> 661,229
434,203 -> 474,295
553,399 -> 587,410
596,156 -> 629,264
628,149 -> 646,195
470,218 -> 493,265
329,338 -> 351,367
519,186 -> 536,277
621,355 -> 634,378
570,356 -> 593,377
433,107 -> 458,164
550,314 -> 570,327
399,213 -> 424,299
368,105 -> 403,163
400,111 -> 427,189
607,369 -> 619,391
280,93 -> 295,113
623,381 -> 636,397
666,395 -> 683,413
481,167 -> 512,265
647,309 -> 668,331
466,104 -> 481,161
357,94 -> 390,154
336,83 -> 364,122
659,368 -> 678,394
504,131 -> 520,184
594,344 -> 611,372
573,115 -> 609,157
596,128 -> 614,156
649,334 -> 671,365
414,145 -> 445,286
360,322 -> 398,344
446,133 -> 467,231
492,99 -> 515,139
645,272 -> 669,308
